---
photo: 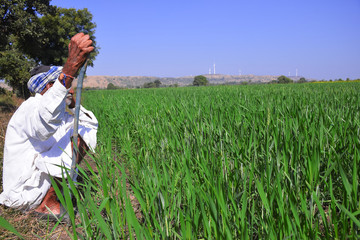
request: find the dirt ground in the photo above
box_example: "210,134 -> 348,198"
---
0,96 -> 142,239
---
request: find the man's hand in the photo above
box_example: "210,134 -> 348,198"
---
61,33 -> 94,88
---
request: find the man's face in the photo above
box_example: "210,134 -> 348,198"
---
41,82 -> 75,108
40,81 -> 55,95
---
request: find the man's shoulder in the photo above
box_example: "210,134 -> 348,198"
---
11,96 -> 40,117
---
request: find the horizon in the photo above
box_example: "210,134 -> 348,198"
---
85,72 -> 348,80
86,73 -> 310,79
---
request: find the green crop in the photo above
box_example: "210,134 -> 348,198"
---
41,83 -> 360,239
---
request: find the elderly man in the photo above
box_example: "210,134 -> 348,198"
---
0,33 -> 97,219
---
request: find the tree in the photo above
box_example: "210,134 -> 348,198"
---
193,75 -> 208,86
0,49 -> 35,98
277,75 -> 293,84
32,7 -> 98,66
154,80 -> 162,88
143,80 -> 162,88
107,83 -> 117,90
0,0 -> 52,98
298,77 -> 306,83
0,1 -> 98,98
143,82 -> 155,88
0,0 -> 53,50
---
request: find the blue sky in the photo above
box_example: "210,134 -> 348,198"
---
51,0 -> 360,80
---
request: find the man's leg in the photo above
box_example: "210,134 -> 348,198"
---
34,136 -> 88,215
34,178 -> 62,214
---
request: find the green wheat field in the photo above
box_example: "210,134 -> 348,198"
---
4,82 -> 360,239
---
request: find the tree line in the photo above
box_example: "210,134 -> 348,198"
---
0,0 -> 98,98
104,74 -> 360,90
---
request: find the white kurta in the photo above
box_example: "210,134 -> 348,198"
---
0,80 -> 98,210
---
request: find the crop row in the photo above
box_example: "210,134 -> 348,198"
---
61,83 -> 360,239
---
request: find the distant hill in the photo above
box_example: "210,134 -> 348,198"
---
0,75 -> 309,91
81,74 -> 306,89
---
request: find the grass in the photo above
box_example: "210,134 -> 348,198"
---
1,82 -> 360,239
79,82 -> 359,239
0,94 -> 17,112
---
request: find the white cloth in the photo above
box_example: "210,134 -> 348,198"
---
0,80 -> 98,210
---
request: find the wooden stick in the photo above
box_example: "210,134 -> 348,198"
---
70,60 -> 88,180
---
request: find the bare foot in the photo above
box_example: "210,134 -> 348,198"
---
34,187 -> 60,215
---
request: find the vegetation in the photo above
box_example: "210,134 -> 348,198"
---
0,88 -> 16,112
277,75 -> 293,84
298,77 -> 307,83
143,80 -> 162,88
0,1 -> 98,98
107,83 -> 118,90
193,75 -> 208,86
11,82 -> 355,239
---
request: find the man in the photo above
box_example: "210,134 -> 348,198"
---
0,33 -> 97,219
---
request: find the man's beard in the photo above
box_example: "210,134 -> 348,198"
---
65,94 -> 72,105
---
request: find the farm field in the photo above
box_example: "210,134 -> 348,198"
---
2,82 -> 360,239
74,82 -> 359,239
